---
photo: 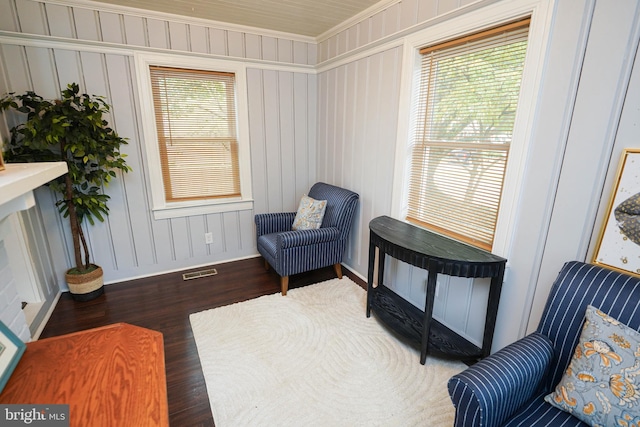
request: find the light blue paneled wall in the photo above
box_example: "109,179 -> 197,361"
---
0,0 -> 318,286
316,0 -> 640,350
1,0 -> 639,352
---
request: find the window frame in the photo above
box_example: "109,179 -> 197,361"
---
135,52 -> 253,220
392,0 -> 552,257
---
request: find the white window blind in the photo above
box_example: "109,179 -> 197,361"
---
149,66 -> 240,202
407,18 -> 530,251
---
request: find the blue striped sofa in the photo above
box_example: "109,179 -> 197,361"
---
255,182 -> 359,295
448,261 -> 640,426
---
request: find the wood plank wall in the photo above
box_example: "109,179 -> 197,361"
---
0,0 -> 318,286
3,0 -> 637,351
0,0 -> 508,347
316,0 -> 640,351
316,0 -> 491,346
318,0 -> 477,63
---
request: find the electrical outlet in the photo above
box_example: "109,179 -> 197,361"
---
204,232 -> 214,244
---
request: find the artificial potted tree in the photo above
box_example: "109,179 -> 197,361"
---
0,83 -> 131,301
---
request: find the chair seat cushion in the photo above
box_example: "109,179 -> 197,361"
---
502,394 -> 588,427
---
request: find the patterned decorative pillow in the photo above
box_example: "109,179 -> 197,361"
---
544,305 -> 640,427
291,195 -> 327,230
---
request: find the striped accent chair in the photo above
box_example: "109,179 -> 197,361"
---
255,182 -> 359,295
448,261 -> 640,426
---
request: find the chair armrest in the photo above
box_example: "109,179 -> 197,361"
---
447,332 -> 554,427
278,227 -> 341,249
255,212 -> 296,236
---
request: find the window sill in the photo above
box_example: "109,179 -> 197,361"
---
152,199 -> 254,220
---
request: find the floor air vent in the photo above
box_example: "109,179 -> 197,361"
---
182,268 -> 218,281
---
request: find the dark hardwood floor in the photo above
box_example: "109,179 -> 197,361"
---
40,257 -> 366,426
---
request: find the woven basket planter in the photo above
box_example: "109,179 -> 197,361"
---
65,265 -> 104,301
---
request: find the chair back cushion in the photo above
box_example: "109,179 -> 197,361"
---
536,261 -> 640,392
308,182 -> 359,239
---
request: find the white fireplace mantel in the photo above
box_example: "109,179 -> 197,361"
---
0,162 -> 68,221
0,161 -> 68,341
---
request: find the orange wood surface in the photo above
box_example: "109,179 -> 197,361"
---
0,323 -> 169,427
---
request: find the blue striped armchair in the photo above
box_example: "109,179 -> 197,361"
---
448,261 -> 640,426
255,182 -> 359,295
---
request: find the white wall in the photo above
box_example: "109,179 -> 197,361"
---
1,0 -> 638,352
0,0 -> 318,287
526,0 -> 640,333
316,0 -> 640,351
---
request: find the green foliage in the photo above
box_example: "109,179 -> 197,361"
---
429,41 -> 527,143
0,83 -> 131,270
155,76 -> 231,137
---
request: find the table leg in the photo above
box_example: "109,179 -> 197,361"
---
377,251 -> 386,288
482,265 -> 505,357
420,266 -> 438,365
366,242 -> 376,318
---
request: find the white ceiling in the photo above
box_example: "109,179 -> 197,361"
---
89,0 -> 384,38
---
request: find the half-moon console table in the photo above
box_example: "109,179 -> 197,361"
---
366,216 -> 507,364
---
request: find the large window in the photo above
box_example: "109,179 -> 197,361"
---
136,54 -> 252,219
407,19 -> 530,251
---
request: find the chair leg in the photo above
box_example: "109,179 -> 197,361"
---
281,276 -> 289,296
263,259 -> 270,271
334,263 -> 343,279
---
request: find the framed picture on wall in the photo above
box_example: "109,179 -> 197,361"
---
0,321 -> 26,393
593,148 -> 640,277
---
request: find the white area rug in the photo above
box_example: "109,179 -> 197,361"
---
189,277 -> 466,427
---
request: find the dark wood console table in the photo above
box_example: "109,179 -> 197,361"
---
366,216 -> 506,364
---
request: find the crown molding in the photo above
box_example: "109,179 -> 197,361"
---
316,0 -> 401,42
0,31 -> 316,74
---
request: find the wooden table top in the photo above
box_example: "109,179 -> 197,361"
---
0,323 -> 169,427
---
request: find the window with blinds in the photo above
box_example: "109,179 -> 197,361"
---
149,66 -> 240,202
407,18 -> 530,251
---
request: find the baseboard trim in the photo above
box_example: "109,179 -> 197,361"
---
103,254 -> 261,286
30,291 -> 62,341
